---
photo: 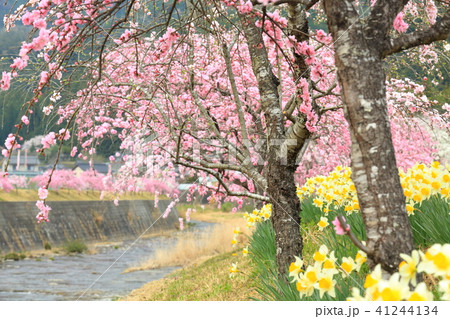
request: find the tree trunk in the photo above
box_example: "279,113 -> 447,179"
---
267,158 -> 303,275
240,12 -> 304,274
324,1 -> 414,274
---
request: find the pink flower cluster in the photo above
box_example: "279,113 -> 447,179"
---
237,1 -> 253,14
332,216 -> 350,235
393,12 -> 409,33
179,217 -> 184,230
38,187 -> 48,200
1,72 -> 11,90
2,134 -> 21,157
41,132 -> 57,149
163,198 -> 178,218
36,200 -> 51,223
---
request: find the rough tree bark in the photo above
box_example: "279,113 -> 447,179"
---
240,10 -> 310,274
323,0 -> 449,273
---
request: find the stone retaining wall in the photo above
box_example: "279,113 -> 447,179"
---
0,200 -> 178,253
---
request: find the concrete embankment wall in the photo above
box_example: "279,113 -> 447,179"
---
0,200 -> 178,253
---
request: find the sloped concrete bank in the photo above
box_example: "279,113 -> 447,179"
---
0,200 -> 178,253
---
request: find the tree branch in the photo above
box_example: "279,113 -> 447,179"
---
175,159 -> 269,202
381,10 -> 450,58
337,215 -> 372,255
221,42 -> 251,156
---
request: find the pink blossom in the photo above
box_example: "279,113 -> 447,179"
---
33,19 -> 47,29
36,200 -> 51,223
179,217 -> 184,230
22,11 -> 39,26
58,128 -> 70,140
10,58 -> 27,70
21,115 -> 30,125
237,1 -> 253,14
39,71 -> 50,86
332,216 -> 350,235
186,208 -> 191,222
41,132 -> 56,149
426,1 -> 437,25
38,187 -> 48,199
393,12 -> 409,33
4,134 -> 17,150
114,198 -> 119,206
70,146 -> 77,157
31,29 -> 50,51
163,199 -> 177,218
154,191 -> 159,208
1,72 -> 11,90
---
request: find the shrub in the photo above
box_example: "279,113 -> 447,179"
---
221,202 -> 234,212
63,240 -> 87,254
44,242 -> 52,250
4,252 -> 26,261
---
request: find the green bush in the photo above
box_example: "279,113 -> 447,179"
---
44,242 -> 52,250
221,202 -> 234,212
4,252 -> 26,261
63,240 -> 87,254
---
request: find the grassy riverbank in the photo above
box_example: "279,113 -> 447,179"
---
122,204 -> 257,300
0,189 -> 166,202
122,251 -> 256,301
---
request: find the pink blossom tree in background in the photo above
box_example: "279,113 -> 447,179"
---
1,0 -> 449,274
7,175 -> 29,190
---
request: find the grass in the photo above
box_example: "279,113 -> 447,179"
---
247,195 -> 449,301
3,252 -> 26,261
122,251 -> 257,301
63,240 -> 88,254
176,203 -> 246,223
248,219 -> 367,301
125,223 -> 248,272
0,189 -> 168,202
409,196 -> 450,247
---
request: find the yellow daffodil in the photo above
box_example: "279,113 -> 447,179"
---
355,250 -> 367,271
314,272 -> 336,298
346,288 -> 367,301
438,279 -> 450,301
408,282 -> 433,301
304,264 -> 321,284
340,256 -> 356,277
364,264 -> 382,291
406,204 -> 415,215
296,275 -> 315,298
231,235 -> 238,247
229,262 -> 238,278
313,245 -> 329,265
322,251 -> 339,275
242,246 -> 248,256
399,250 -> 420,286
418,244 -> 450,277
289,256 -> 304,281
378,273 -> 410,301
317,217 -> 329,231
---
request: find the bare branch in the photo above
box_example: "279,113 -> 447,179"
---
337,215 -> 372,255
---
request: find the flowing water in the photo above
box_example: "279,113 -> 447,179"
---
0,220 -> 214,301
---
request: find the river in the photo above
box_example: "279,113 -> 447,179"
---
0,220 -> 214,301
